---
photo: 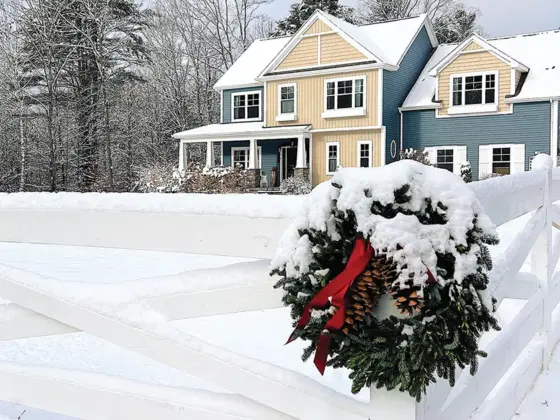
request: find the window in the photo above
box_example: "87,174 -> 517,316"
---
451,73 -> 498,108
280,84 -> 296,114
358,141 -> 372,168
492,147 -> 511,175
232,91 -> 261,121
436,149 -> 454,172
231,146 -> 262,169
326,142 -> 340,175
325,77 -> 365,112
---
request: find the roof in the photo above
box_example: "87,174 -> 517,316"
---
172,122 -> 311,141
402,30 -> 560,109
213,37 -> 290,90
215,12 -> 437,90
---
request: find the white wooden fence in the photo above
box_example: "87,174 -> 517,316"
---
0,166 -> 559,420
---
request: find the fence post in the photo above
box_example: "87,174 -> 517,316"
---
369,387 -> 423,420
531,165 -> 553,369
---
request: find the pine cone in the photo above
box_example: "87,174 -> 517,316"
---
343,254 -> 398,334
390,279 -> 424,316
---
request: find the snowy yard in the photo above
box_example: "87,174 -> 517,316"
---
0,207 -> 553,420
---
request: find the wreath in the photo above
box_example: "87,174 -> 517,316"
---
271,161 -> 500,400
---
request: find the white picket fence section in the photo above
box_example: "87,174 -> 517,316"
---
0,166 -> 559,419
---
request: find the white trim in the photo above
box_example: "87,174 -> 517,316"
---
436,109 -> 514,119
399,110 -> 404,152
309,134 -> 313,185
380,126 -> 386,166
378,70 -> 383,126
179,141 -> 185,171
311,125 -> 381,133
448,103 -> 499,115
428,34 -> 529,77
301,31 -> 336,38
263,80 -> 268,125
231,90 -> 262,122
231,145 -> 262,169
323,75 -> 366,115
400,104 -> 442,111
507,96 -> 560,104
551,100 -> 559,166
258,63 -> 390,82
174,125 -> 312,142
357,140 -> 373,168
510,68 -> 517,95
279,145 -> 296,181
325,141 -> 340,175
424,145 -> 466,175
220,91 -> 224,123
318,34 -> 322,65
270,59 -> 374,75
277,83 -> 297,120
214,82 -> 262,92
479,143 -> 524,177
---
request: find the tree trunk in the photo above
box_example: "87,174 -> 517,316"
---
102,83 -> 114,191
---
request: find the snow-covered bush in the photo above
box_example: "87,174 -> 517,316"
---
136,164 -> 183,193
400,148 -> 431,165
480,173 -> 505,180
280,176 -> 312,195
460,161 -> 473,183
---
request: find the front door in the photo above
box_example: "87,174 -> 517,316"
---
280,146 -> 297,181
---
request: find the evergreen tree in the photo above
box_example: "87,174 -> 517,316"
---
434,6 -> 478,44
461,162 -> 473,183
272,0 -> 355,37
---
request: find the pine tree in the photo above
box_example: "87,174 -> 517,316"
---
461,162 -> 473,183
271,0 -> 356,37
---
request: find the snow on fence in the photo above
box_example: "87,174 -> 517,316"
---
0,168 -> 559,420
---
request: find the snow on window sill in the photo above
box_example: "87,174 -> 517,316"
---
321,108 -> 366,119
276,113 -> 297,122
448,103 -> 498,115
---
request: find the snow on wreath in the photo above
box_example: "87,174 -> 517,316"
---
271,160 -> 500,400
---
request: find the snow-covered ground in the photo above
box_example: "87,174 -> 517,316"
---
0,210 -> 552,420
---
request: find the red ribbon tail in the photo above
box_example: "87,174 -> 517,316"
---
314,333 -> 331,375
285,330 -> 299,345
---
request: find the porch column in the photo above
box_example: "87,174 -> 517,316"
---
248,138 -> 258,170
205,140 -> 214,168
296,135 -> 306,168
178,141 -> 185,171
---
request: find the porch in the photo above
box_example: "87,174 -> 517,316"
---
173,122 -> 312,188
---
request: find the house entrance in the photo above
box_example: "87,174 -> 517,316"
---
280,146 -> 297,181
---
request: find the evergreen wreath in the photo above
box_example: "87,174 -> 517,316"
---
271,161 -> 500,400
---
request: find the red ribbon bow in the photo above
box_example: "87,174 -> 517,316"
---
286,238 -> 374,375
286,238 -> 438,375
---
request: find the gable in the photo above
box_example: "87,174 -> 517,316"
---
463,41 -> 484,52
305,19 -> 332,35
276,30 -> 367,71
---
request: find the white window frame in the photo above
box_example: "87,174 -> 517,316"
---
326,142 -> 340,175
322,76 -> 367,119
479,143 -> 525,178
448,71 -> 499,115
277,83 -> 297,122
424,145 -> 467,175
357,140 -> 373,168
231,90 -> 261,122
231,146 -> 262,169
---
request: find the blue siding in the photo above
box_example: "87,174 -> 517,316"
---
383,26 -> 434,163
222,139 -> 293,183
222,87 -> 264,124
403,102 -> 552,179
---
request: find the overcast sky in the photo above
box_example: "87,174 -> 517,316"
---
261,0 -> 560,37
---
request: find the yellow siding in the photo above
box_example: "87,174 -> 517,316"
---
277,37 -> 318,70
305,20 -> 332,35
438,51 -> 512,115
320,33 -> 367,64
464,41 -> 483,51
266,69 -> 379,129
311,130 -> 382,185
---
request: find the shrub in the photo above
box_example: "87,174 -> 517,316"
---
400,148 -> 431,165
460,162 -> 473,183
280,176 -> 312,195
480,173 -> 505,180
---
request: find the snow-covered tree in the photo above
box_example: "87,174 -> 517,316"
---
272,0 -> 355,36
400,148 -> 431,165
460,161 -> 472,183
433,5 -> 479,44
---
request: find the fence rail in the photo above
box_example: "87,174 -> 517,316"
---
0,167 -> 558,420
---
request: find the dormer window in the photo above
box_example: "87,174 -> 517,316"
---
322,76 -> 366,119
449,72 -> 498,115
232,91 -> 261,121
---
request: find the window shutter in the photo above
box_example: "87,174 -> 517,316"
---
478,145 -> 492,178
454,146 -> 467,175
425,147 -> 437,165
511,144 -> 526,174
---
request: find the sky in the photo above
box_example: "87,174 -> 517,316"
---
261,0 -> 560,38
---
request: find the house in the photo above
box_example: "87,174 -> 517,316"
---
172,10 -> 560,185
172,10 -> 438,187
401,31 -> 560,179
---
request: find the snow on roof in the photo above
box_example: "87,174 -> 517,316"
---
213,37 -> 290,90
172,121 -> 311,140
403,30 -> 560,109
402,44 -> 456,109
216,13 -> 433,90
